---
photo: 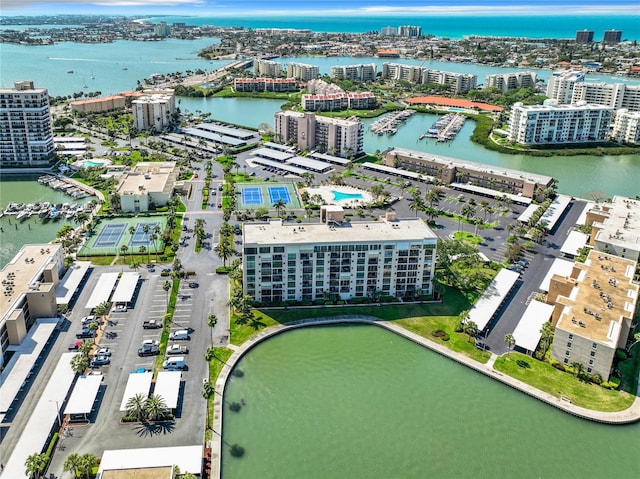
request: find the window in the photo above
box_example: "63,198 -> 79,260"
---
589,359 -> 593,365
587,367 -> 592,373
567,342 -> 572,348
590,351 -> 596,357
568,334 -> 573,340
565,350 -> 570,356
563,358 -> 569,364
592,343 -> 597,349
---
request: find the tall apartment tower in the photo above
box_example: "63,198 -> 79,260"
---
398,25 -> 422,37
132,89 -> 175,132
381,26 -> 396,36
545,71 -> 585,104
0,81 -> 54,166
575,30 -> 594,43
287,63 -> 320,81
603,30 -> 622,43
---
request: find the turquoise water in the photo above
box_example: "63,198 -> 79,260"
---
222,324 -> 639,479
333,190 -> 364,201
145,15 -> 640,40
82,160 -> 106,167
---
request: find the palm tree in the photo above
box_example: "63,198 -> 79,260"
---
25,452 -> 48,479
145,393 -> 169,421
504,334 -> 515,357
71,352 -> 89,375
163,280 -> 172,307
94,301 -> 111,318
460,204 -> 475,232
425,189 -> 440,209
408,195 -> 425,217
78,340 -> 93,357
217,240 -> 234,267
87,320 -> 100,344
120,244 -> 128,264
128,225 -> 135,239
125,393 -> 148,422
172,258 -> 183,278
539,321 -> 555,355
139,245 -> 148,263
463,320 -> 478,343
208,314 -> 218,328
80,453 -> 98,479
570,361 -> 585,378
273,198 -> 286,218
63,452 -> 84,479
150,233 -> 159,262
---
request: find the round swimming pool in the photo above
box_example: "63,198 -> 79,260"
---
332,190 -> 363,201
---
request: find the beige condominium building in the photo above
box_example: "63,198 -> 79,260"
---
383,147 -> 554,199
132,89 -> 175,132
571,83 -> 640,112
330,63 -> 377,82
611,109 -> 640,144
0,81 -> 54,167
586,196 -> 640,261
242,209 -> 437,304
485,71 -> 537,93
0,244 -> 64,365
548,251 -> 638,380
287,62 -> 320,81
116,161 -> 178,213
381,63 -> 477,94
274,110 -> 364,156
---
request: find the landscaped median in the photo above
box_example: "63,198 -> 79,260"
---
494,352 -> 637,412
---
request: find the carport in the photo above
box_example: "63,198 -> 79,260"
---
120,371 -> 153,411
512,300 -> 555,355
362,161 -> 433,182
65,374 -> 103,421
538,258 -> 574,292
450,182 -> 532,205
111,272 -> 140,309
153,371 -> 182,410
560,231 -> 589,258
85,272 -> 119,310
252,157 -> 307,175
468,269 -> 520,331
287,156 -> 332,173
56,260 -> 91,305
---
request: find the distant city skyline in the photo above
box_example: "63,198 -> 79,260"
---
2,0 -> 640,17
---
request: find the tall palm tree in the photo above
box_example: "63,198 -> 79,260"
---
273,198 -> 286,218
71,353 -> 89,374
460,204 -> 475,232
63,452 -> 84,479
570,361 -> 585,378
150,233 -> 159,262
163,280 -> 172,307
463,320 -> 478,343
139,245 -> 148,263
504,334 -> 515,357
145,393 -> 169,421
539,321 -> 554,355
125,393 -> 148,422
25,452 -> 48,479
217,241 -> 234,267
120,244 -> 128,264
408,195 -> 425,217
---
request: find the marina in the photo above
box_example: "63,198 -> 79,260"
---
37,174 -> 94,199
2,201 -> 90,222
369,109 -> 415,135
419,113 -> 466,142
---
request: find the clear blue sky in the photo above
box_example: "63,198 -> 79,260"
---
2,1 -> 639,17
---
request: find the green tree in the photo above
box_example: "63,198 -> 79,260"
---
145,393 -> 169,421
139,244 -> 148,263
504,334 -> 515,357
463,320 -> 478,343
208,314 -> 218,328
78,339 -> 93,357
273,198 -> 287,218
80,453 -> 98,479
570,361 -> 585,378
539,321 -> 555,355
460,204 -> 475,232
25,452 -> 48,479
163,280 -> 172,307
408,195 -> 424,217
120,244 -> 129,263
71,353 -> 90,374
63,452 -> 84,479
125,393 -> 148,422
94,301 -> 111,317
216,240 -> 234,267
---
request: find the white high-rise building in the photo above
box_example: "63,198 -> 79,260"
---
0,81 -> 54,166
611,109 -> 640,144
485,72 -> 537,92
132,90 -> 175,132
398,25 -> 422,37
287,63 -> 319,81
381,63 -> 477,94
509,100 -> 613,145
242,214 -> 437,304
545,71 -> 585,104
331,64 -> 377,82
571,83 -> 640,112
254,59 -> 283,78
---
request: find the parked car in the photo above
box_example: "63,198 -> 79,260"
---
138,343 -> 160,357
166,344 -> 189,355
169,330 -> 190,341
81,314 -> 97,324
218,184 -> 223,191
162,268 -> 171,274
68,340 -> 83,351
90,355 -> 110,367
234,224 -> 242,235
114,302 -> 127,312
162,356 -> 186,370
188,282 -> 198,288
95,347 -> 112,356
517,259 -> 530,267
143,319 -> 163,329
76,328 -> 96,339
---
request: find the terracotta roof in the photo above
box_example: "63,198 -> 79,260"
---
406,96 -> 503,112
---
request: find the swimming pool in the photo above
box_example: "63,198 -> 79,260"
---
333,190 -> 363,201
82,160 -> 107,168
449,107 -> 466,112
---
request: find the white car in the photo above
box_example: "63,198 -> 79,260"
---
95,347 -> 111,357
141,339 -> 159,346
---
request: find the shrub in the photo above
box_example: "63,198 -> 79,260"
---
431,330 -> 450,341
551,361 -> 566,371
454,322 -> 464,333
590,373 -> 603,385
615,349 -> 628,361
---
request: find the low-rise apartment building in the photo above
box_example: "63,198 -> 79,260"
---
274,110 -> 364,156
234,78 -> 297,92
508,100 -> 613,145
301,92 -> 376,111
115,161 -> 178,212
330,63 -> 377,82
381,63 -> 477,94
0,244 -> 64,365
548,251 -> 638,380
383,147 -> 554,199
586,196 -> 640,261
242,210 -> 437,304
485,71 -> 537,92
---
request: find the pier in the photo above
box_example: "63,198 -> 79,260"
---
419,113 -> 466,142
369,109 -> 415,136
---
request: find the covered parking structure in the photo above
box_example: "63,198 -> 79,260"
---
153,371 -> 182,411
252,157 -> 307,176
512,300 -> 555,355
539,258 -> 575,292
253,147 -> 294,162
468,269 -> 520,331
538,194 -> 572,232
194,122 -> 260,143
85,272 -> 119,310
98,445 -> 203,477
64,374 -> 103,421
361,162 -> 433,183
263,141 -> 296,153
561,231 -> 589,258
310,151 -> 351,166
450,182 -> 532,206
111,272 -> 140,309
287,156 -> 333,173
56,260 -> 91,306
181,127 -> 245,148
120,371 -> 153,411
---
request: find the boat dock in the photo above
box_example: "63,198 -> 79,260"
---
419,113 -> 466,142
369,110 -> 415,136
38,175 -> 93,199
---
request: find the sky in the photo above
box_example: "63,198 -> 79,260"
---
2,1 -> 640,17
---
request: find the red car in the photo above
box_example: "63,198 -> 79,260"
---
194,173 -> 199,178
217,203 -> 222,208
68,340 -> 83,351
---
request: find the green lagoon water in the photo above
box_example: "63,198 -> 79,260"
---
222,324 -> 638,479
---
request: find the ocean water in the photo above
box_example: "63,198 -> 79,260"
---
144,14 -> 640,40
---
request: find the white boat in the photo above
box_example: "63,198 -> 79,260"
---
16,210 -> 28,220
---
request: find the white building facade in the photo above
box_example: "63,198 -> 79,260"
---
287,63 -> 320,81
331,64 -> 377,82
485,72 -> 537,92
242,216 -> 437,304
132,90 -> 175,132
545,71 -> 585,104
0,81 -> 54,166
508,100 -> 613,145
571,83 -> 640,112
611,109 -> 640,144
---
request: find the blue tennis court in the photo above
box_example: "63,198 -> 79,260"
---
129,222 -> 159,246
268,186 -> 291,204
94,223 -> 126,248
242,187 -> 264,205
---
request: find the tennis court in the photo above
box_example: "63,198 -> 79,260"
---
94,223 -> 127,248
241,187 -> 264,206
268,186 -> 291,204
129,222 -> 160,247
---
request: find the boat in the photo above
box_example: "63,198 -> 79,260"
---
67,70 -> 74,74
122,67 -> 128,71
16,210 -> 28,221
49,208 -> 60,220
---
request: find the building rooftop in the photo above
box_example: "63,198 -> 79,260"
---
592,196 -> 640,251
116,161 -> 177,196
1,244 -> 61,321
555,251 -> 638,346
244,218 -> 437,246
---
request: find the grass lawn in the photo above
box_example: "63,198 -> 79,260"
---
82,255 -> 114,266
229,286 -> 490,362
453,231 -> 482,246
493,353 -> 635,412
205,346 -> 234,441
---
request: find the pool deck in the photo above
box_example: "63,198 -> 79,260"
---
212,316 -> 640,478
305,185 -> 373,207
